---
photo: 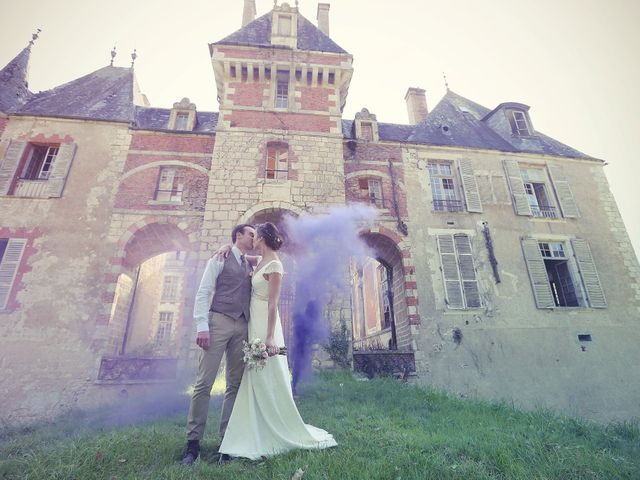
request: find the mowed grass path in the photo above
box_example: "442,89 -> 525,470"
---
1,372 -> 638,479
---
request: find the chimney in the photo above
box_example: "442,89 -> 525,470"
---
242,0 -> 257,27
317,3 -> 330,36
405,87 -> 428,125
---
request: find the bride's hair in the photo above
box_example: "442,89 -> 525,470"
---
256,222 -> 283,251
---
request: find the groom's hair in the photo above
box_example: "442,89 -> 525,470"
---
232,224 -> 254,244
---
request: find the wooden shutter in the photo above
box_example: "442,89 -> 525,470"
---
437,235 -> 464,309
0,238 -> 27,309
571,238 -> 606,308
0,140 -> 27,195
503,159 -> 531,216
454,234 -> 481,308
521,237 -> 555,308
46,142 -> 77,198
458,159 -> 483,213
547,163 -> 579,218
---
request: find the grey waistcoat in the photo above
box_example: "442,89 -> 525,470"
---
210,253 -> 252,321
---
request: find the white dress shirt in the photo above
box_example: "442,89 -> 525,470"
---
193,246 -> 245,333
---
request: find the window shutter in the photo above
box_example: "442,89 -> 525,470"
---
0,140 -> 27,195
0,238 -> 27,310
437,235 -> 464,309
503,159 -> 531,216
46,142 -> 77,198
521,237 -> 555,308
454,234 -> 481,308
458,159 -> 483,213
570,238 -> 606,308
547,163 -> 579,218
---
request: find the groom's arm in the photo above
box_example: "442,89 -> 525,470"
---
193,257 -> 223,349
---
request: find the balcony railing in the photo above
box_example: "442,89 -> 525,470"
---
433,199 -> 464,212
13,179 -> 48,197
531,205 -> 558,218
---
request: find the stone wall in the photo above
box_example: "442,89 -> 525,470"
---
403,145 -> 640,421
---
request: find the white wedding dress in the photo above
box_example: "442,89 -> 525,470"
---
218,259 -> 337,460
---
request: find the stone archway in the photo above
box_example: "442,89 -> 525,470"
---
98,221 -> 200,383
351,229 -> 417,377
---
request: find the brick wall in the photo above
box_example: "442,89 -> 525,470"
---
225,110 -> 335,133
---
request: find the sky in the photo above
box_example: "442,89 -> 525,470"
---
1,0 -> 638,259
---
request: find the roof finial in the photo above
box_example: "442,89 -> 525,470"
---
28,28 -> 42,48
110,45 -> 117,66
443,72 -> 450,92
130,48 -> 137,68
295,0 -> 299,6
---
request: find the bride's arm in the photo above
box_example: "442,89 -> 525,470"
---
265,271 -> 283,355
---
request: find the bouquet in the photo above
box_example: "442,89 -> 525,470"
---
242,338 -> 287,371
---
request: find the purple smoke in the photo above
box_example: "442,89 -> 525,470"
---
283,205 -> 378,389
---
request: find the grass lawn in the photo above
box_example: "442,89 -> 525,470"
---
0,372 -> 638,479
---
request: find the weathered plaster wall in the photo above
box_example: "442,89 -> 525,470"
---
0,116 -> 132,423
403,145 -> 640,421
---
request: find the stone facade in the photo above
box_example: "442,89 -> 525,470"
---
0,2 -> 638,424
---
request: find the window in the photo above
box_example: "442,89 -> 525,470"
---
504,160 -> 579,218
522,237 -> 606,309
437,234 -> 480,309
358,178 -> 383,207
0,238 -> 27,310
521,168 -> 557,218
275,71 -> 289,108
428,162 -> 463,212
175,112 -> 189,131
278,15 -> 292,35
161,275 -> 179,302
508,110 -> 531,136
155,312 -> 174,346
21,145 -> 59,180
379,263 -> 392,330
538,242 -> 581,307
155,167 -> 185,201
266,143 -> 288,180
360,123 -> 373,141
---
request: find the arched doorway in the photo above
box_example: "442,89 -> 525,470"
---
98,222 -> 199,382
351,231 -> 416,377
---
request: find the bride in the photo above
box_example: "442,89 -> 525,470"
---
217,222 -> 336,461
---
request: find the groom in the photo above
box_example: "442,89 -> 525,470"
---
181,224 -> 255,465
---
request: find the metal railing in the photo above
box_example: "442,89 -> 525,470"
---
531,205 -> 557,218
433,199 -> 464,212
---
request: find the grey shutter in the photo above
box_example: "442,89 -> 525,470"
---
547,163 -> 579,218
458,159 -> 483,213
571,238 -> 606,308
0,140 -> 27,195
521,237 -> 555,308
0,238 -> 27,309
454,234 -> 481,308
46,142 -> 77,198
437,235 -> 464,309
503,159 -> 531,216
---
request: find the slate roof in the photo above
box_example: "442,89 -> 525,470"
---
133,107 -> 218,133
15,66 -> 136,122
343,90 -> 595,160
0,47 -> 33,113
213,11 -> 347,54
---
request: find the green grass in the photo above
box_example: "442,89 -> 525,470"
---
1,372 -> 638,479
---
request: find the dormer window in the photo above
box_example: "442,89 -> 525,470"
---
508,110 -> 532,136
354,108 -> 379,142
278,15 -> 292,35
168,98 -> 197,131
175,113 -> 189,131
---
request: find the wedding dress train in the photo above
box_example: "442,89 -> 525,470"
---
218,259 -> 337,460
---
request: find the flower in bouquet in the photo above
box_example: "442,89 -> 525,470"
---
242,338 -> 287,371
